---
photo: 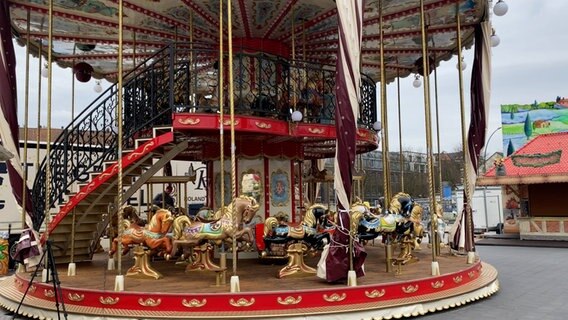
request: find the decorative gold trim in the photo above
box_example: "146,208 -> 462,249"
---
138,298 -> 161,307
468,271 -> 476,279
365,289 -> 386,299
401,285 -> 419,294
182,298 -> 207,308
277,296 -> 302,305
453,275 -> 463,283
229,298 -> 255,307
178,117 -> 201,125
44,289 -> 55,298
308,127 -> 324,134
255,121 -> 272,129
431,281 -> 445,289
14,279 -> 23,288
323,293 -> 346,302
28,285 -> 36,294
99,296 -> 120,305
221,119 -> 240,126
68,292 -> 84,302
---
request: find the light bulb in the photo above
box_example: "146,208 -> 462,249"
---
94,81 -> 103,93
493,0 -> 508,16
412,74 -> 422,88
373,121 -> 382,132
456,58 -> 467,70
291,110 -> 303,122
41,64 -> 49,78
491,33 -> 500,47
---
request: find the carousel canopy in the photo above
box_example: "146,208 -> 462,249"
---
8,0 -> 487,82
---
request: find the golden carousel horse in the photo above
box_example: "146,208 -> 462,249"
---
171,195 -> 260,271
109,208 -> 174,259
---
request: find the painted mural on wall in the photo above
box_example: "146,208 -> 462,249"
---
501,96 -> 568,154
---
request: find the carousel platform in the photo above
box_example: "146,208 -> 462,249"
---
0,244 -> 498,320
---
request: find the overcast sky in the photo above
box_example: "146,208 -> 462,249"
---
13,0 -> 568,156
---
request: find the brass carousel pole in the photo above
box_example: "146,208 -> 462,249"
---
36,41 -> 43,172
189,12 -> 193,108
219,0 -> 225,215
379,0 -> 393,273
419,0 -> 440,275
455,4 -> 475,263
68,43 -> 77,276
133,31 -> 136,71
227,0 -> 241,293
291,6 -> 296,108
42,0 -> 54,284
115,0 -> 125,291
432,51 -> 442,257
396,67 -> 404,192
218,0 -> 228,286
22,10 -> 30,236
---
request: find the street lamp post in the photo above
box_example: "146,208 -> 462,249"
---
482,126 -> 502,232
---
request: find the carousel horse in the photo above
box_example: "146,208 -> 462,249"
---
172,195 -> 259,246
260,203 -> 334,278
109,208 -> 174,259
108,205 -> 145,237
260,203 -> 334,259
349,198 -> 404,242
350,193 -> 425,264
171,195 -> 259,271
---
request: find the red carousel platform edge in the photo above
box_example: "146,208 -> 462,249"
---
0,260 -> 498,320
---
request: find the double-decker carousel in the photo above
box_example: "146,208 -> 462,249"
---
0,0 -> 499,319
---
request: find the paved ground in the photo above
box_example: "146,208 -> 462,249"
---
419,245 -> 568,320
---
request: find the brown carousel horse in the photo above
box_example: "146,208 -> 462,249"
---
171,195 -> 260,271
109,208 -> 174,259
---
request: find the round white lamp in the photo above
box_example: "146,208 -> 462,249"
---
491,32 -> 500,47
373,120 -> 382,132
412,74 -> 422,88
94,81 -> 103,93
493,0 -> 508,16
456,57 -> 467,71
41,64 -> 49,78
291,110 -> 303,122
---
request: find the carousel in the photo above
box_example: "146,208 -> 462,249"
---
0,0 -> 502,319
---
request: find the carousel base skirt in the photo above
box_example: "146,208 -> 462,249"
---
0,246 -> 498,319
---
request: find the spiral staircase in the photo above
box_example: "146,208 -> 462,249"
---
31,45 -> 190,264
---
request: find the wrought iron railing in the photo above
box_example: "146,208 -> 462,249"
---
31,45 -> 180,230
170,46 -> 377,126
31,42 -> 377,231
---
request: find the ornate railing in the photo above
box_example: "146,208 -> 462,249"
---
170,46 -> 377,126
31,42 -> 376,230
31,45 -> 181,230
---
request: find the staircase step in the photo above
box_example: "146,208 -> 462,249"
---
46,133 -> 183,264
72,203 -> 113,213
135,138 -> 153,149
153,126 -> 173,138
50,232 -> 95,243
53,223 -> 99,234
